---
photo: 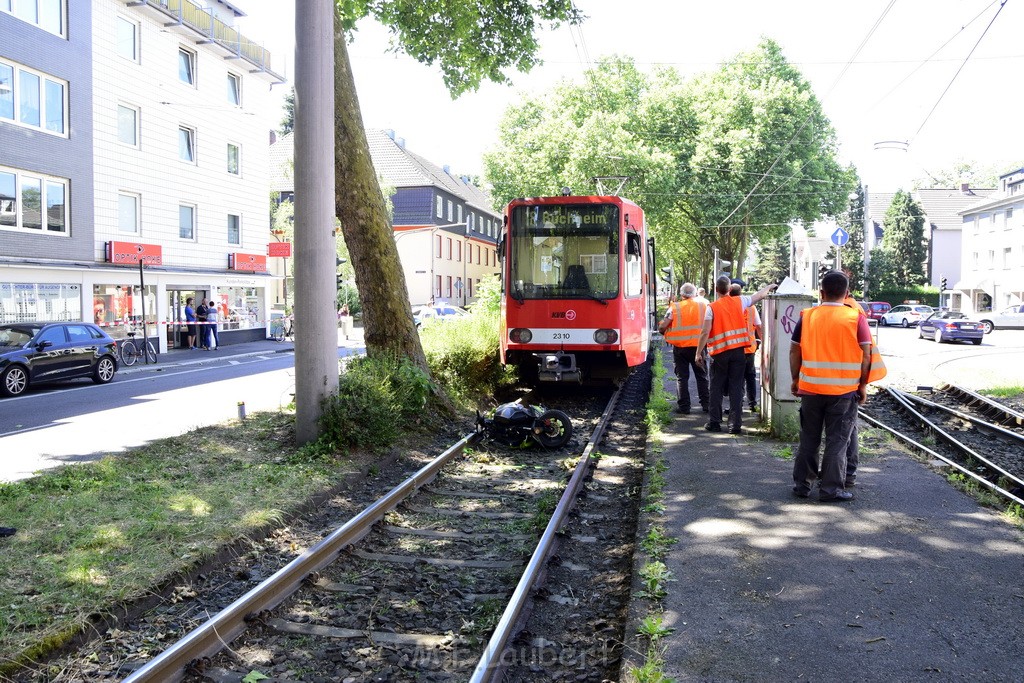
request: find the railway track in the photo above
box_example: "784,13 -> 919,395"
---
861,384 -> 1024,509
88,381 -> 640,682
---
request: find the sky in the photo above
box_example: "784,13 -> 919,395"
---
234,0 -> 1024,193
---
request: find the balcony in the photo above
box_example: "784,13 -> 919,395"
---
126,0 -> 285,82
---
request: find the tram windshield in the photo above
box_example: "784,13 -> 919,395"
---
508,203 -> 620,300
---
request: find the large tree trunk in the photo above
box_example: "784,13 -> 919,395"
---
332,16 -> 427,372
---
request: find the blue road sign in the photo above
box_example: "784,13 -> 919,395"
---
831,227 -> 850,247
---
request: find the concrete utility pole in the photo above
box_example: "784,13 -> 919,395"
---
293,0 -> 336,444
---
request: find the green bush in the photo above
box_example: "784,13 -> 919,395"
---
869,286 -> 939,307
419,276 -> 515,406
317,354 -> 434,451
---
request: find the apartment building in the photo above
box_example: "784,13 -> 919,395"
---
955,168 -> 1024,313
0,0 -> 283,350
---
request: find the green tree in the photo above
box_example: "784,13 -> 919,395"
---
330,1 -> 582,377
280,88 -> 295,134
912,159 -> 1015,190
483,41 -> 854,290
748,235 -> 790,288
880,189 -> 927,286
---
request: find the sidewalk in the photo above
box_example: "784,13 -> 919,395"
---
625,345 -> 1024,681
118,325 -> 365,375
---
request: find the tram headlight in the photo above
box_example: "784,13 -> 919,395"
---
594,329 -> 618,344
510,328 -> 533,344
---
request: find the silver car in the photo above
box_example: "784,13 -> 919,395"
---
967,304 -> 1024,334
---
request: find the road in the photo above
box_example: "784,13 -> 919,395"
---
0,341 -> 364,483
870,325 -> 1024,391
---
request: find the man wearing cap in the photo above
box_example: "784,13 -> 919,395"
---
659,282 -> 709,414
696,276 -> 777,434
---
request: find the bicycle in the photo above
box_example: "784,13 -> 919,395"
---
269,316 -> 294,342
120,330 -> 159,366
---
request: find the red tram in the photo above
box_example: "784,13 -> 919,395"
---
499,194 -> 656,383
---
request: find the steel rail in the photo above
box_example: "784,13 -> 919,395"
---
123,432 -> 482,683
936,382 -> 1024,427
863,390 -> 1024,508
470,386 -> 624,682
898,389 -> 1024,450
888,387 -> 1024,490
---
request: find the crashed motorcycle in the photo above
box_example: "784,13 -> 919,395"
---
476,399 -> 573,448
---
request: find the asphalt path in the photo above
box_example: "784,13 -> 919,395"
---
0,342 -> 364,483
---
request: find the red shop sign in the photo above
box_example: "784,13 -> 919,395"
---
229,252 -> 268,272
106,241 -> 163,265
268,242 -> 292,257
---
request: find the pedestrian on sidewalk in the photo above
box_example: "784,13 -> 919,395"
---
206,301 -> 220,350
790,270 -> 871,502
184,297 -> 197,350
659,282 -> 709,414
696,276 -> 776,434
196,298 -> 210,349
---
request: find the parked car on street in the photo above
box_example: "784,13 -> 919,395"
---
413,304 -> 468,327
0,322 -> 119,397
966,304 -> 1024,334
880,304 -> 933,328
860,301 -> 891,322
917,311 -> 983,345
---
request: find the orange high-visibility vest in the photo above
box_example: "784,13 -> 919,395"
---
743,305 -> 757,355
797,304 -> 866,395
844,296 -> 887,383
664,299 -> 706,348
707,296 -> 749,356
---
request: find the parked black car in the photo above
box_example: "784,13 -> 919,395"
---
0,322 -> 119,397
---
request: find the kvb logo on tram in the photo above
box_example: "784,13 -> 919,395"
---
551,309 -> 577,320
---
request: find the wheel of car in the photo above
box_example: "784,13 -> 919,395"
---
918,325 -> 926,339
92,356 -> 116,384
980,320 -> 994,334
1,364 -> 29,397
879,317 -> 888,326
901,318 -> 910,328
933,329 -> 943,343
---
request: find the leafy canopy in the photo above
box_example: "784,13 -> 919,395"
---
336,0 -> 584,96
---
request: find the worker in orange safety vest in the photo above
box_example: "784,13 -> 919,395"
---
790,270 -> 873,503
841,284 -> 887,488
658,282 -> 710,414
696,276 -> 777,434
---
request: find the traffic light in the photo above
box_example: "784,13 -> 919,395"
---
660,264 -> 674,286
336,257 -> 346,268
940,276 -> 947,291
336,275 -> 345,289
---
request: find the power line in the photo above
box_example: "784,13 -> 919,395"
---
910,0 -> 1009,143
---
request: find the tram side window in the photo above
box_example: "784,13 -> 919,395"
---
625,232 -> 642,297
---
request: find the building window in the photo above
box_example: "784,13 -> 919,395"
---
435,234 -> 442,258
468,212 -> 475,231
445,276 -> 452,297
0,59 -> 66,135
227,72 -> 241,106
178,47 -> 195,85
117,104 -> 138,146
227,213 -> 240,245
3,0 -> 65,37
0,166 -> 67,234
434,275 -> 441,298
456,240 -> 462,262
446,237 -> 452,260
227,143 -> 240,175
1003,247 -> 1012,269
178,126 -> 195,162
116,16 -> 138,61
457,205 -> 463,224
435,195 -> 442,219
447,200 -> 453,221
118,193 -> 139,234
1005,207 -> 1013,229
179,204 -> 195,240
0,283 -> 81,324
987,250 -> 995,268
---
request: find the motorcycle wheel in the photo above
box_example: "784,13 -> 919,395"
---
534,409 -> 573,448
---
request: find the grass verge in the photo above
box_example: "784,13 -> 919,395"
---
0,410 -> 356,672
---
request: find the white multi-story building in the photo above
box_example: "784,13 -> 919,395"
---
955,168 -> 1024,313
1,0 -> 284,350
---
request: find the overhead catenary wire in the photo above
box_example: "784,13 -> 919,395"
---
909,0 -> 1010,143
711,0 -> 898,233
